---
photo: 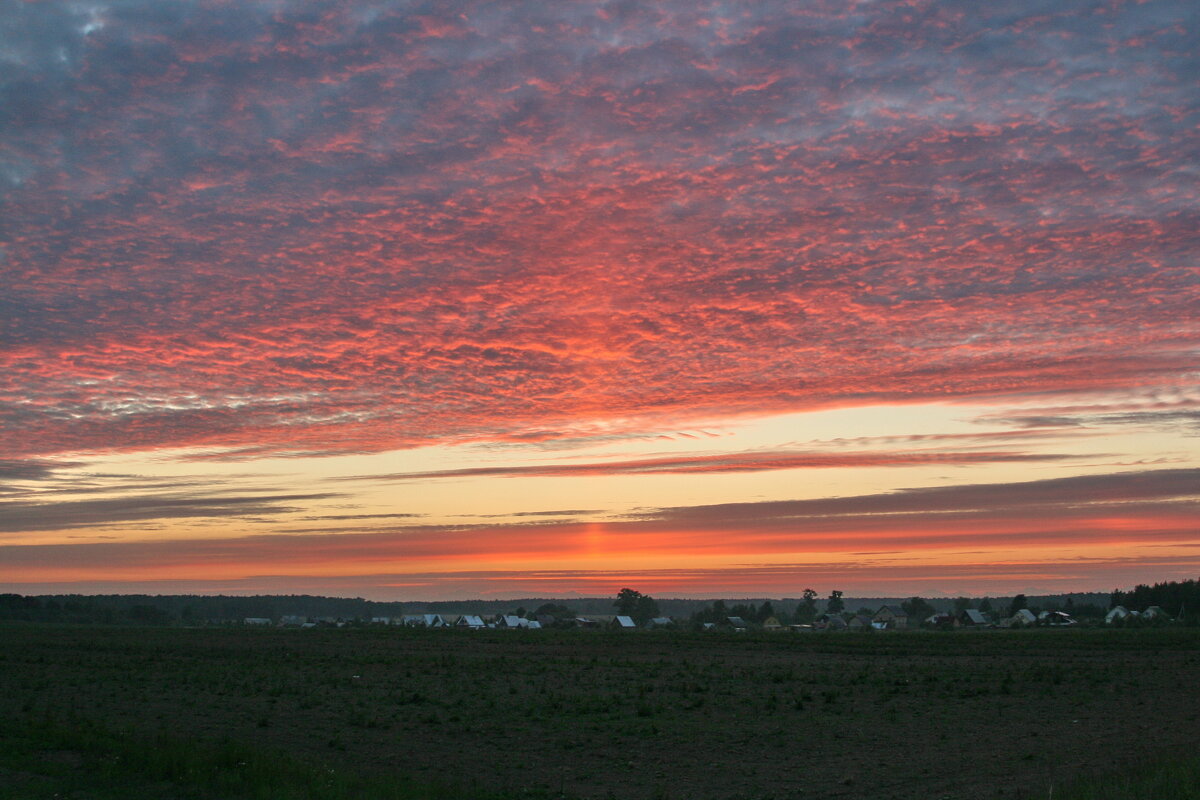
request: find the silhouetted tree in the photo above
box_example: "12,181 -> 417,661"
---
534,603 -> 576,618
614,588 -> 659,624
902,596 -> 934,621
826,590 -> 844,614
794,589 -> 817,624
1008,594 -> 1028,617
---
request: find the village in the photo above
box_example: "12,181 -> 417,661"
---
240,601 -> 1176,631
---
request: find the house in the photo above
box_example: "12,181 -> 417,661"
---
646,617 -> 675,629
1142,606 -> 1169,621
574,616 -> 601,628
456,615 -> 486,629
959,609 -> 988,627
496,615 -> 529,629
370,616 -> 392,625
847,615 -> 873,631
243,617 -> 272,626
1012,609 -> 1037,626
761,616 -> 782,631
1038,610 -> 1076,626
725,616 -> 750,631
611,615 -> 637,629
925,612 -> 956,629
1106,606 -> 1132,624
817,614 -> 847,631
872,605 -> 908,630
402,614 -> 446,628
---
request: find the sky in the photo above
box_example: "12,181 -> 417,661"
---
1,0 -> 1197,601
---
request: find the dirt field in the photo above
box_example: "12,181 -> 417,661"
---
2,624 -> 1198,799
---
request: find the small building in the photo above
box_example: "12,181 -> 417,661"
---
1105,605 -> 1131,624
611,615 -> 637,629
496,615 -> 529,629
243,617 -> 272,626
959,609 -> 988,627
456,615 -> 486,629
1039,611 -> 1076,626
847,615 -> 873,631
646,617 -> 675,629
817,614 -> 847,631
1142,606 -> 1170,621
725,616 -> 750,632
1012,608 -> 1038,626
402,614 -> 446,628
872,605 -> 908,630
761,616 -> 783,631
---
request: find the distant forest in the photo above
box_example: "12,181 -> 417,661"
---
2,581 -> 1194,626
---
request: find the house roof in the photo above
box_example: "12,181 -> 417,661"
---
458,615 -> 485,627
961,609 -> 987,624
725,616 -> 749,627
613,615 -> 636,628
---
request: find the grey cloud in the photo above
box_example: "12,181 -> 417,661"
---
0,491 -> 342,532
644,468 -> 1200,527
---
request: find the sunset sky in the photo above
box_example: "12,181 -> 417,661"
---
1,0 -> 1197,600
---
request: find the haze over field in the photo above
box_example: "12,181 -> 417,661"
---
1,0 -> 1197,599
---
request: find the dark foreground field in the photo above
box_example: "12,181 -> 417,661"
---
2,624 -> 1198,800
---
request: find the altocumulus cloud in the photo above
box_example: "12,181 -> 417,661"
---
0,0 -> 1196,459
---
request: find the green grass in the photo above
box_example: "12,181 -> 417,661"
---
1048,754 -> 1200,800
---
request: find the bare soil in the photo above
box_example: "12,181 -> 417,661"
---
1,624 -> 1197,799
